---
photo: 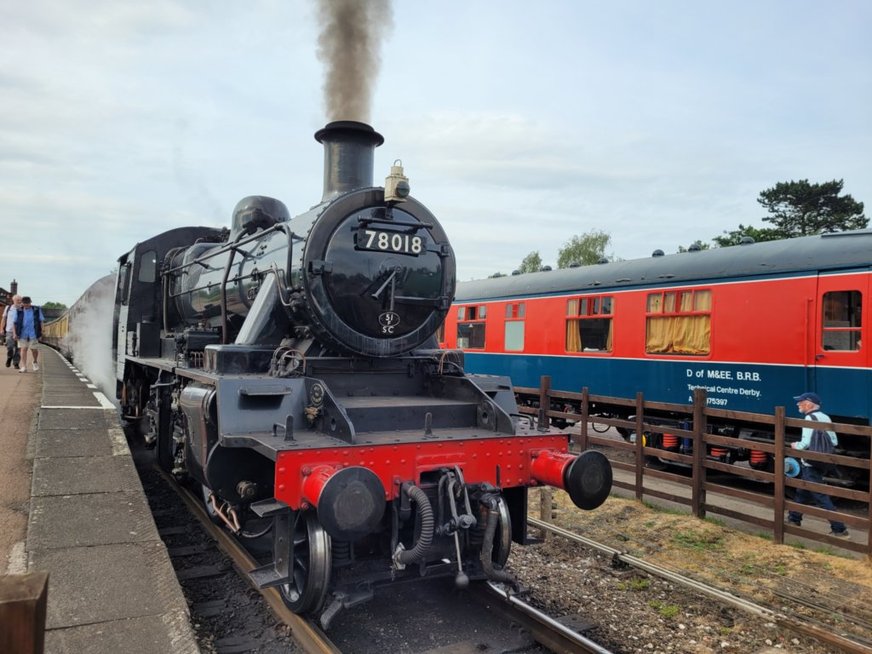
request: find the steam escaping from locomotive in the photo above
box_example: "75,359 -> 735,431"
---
316,0 -> 393,122
63,275 -> 116,399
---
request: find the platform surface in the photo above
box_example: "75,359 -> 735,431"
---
2,347 -> 199,653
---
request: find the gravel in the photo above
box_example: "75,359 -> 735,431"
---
506,490 -> 871,654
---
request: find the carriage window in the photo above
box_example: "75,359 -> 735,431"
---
138,250 -> 158,283
457,304 -> 487,349
645,289 -> 711,355
566,295 -> 613,353
504,302 -> 525,351
822,291 -> 862,351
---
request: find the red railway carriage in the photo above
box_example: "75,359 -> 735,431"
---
443,232 -> 872,479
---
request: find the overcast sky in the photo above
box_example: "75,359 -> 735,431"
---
2,1 -> 870,306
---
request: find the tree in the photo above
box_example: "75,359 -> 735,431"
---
677,240 -> 711,253
557,230 -> 611,268
518,251 -> 542,273
712,224 -> 781,247
42,302 -> 68,311
758,179 -> 866,238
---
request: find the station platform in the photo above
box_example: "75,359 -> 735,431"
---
1,347 -> 199,653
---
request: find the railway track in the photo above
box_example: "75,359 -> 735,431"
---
528,516 -> 872,654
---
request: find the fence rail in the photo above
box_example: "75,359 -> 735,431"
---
518,377 -> 872,557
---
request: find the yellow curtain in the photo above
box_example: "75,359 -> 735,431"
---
645,290 -> 711,354
646,317 -> 671,353
566,319 -> 581,352
567,299 -> 578,316
694,290 -> 712,311
672,316 -> 711,354
646,316 -> 710,354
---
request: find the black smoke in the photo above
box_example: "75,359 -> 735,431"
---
315,0 -> 393,123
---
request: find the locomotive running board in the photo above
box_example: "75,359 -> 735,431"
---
248,498 -> 292,589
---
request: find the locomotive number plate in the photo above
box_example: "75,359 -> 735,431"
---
358,229 -> 423,256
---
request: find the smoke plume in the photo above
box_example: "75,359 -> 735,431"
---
316,0 -> 393,123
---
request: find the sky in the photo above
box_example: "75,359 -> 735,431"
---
2,0 -> 871,306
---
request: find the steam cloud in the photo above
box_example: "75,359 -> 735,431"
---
316,0 -> 393,123
64,275 -> 117,401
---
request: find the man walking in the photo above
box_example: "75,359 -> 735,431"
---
786,391 -> 849,538
11,296 -> 44,373
1,295 -> 22,368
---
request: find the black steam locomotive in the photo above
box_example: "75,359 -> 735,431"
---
113,121 -> 612,626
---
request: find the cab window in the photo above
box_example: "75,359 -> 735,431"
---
138,250 -> 158,283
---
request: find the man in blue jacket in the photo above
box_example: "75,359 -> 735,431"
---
11,296 -> 44,373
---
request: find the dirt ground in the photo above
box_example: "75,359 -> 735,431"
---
545,489 -> 872,589
0,362 -> 39,574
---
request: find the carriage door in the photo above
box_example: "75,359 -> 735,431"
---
814,274 -> 867,417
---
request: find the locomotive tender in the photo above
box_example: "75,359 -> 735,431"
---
443,233 -> 872,480
111,121 -> 612,624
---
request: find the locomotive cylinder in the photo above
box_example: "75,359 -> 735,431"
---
530,449 -> 613,510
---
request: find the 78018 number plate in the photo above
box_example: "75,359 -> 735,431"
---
358,228 -> 424,256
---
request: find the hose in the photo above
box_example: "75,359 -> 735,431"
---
394,484 -> 435,566
480,498 -> 520,590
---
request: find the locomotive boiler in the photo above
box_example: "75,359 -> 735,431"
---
113,121 -> 612,626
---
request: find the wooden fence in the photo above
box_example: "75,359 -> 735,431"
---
518,377 -> 872,557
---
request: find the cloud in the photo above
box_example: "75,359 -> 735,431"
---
2,1 -> 871,305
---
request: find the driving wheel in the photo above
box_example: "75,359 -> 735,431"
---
279,511 -> 332,614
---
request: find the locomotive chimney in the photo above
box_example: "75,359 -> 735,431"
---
315,120 -> 384,201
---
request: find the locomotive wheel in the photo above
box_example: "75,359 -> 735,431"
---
155,390 -> 174,472
279,511 -> 331,615
493,497 -> 512,567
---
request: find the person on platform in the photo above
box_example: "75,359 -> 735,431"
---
786,391 -> 849,538
10,296 -> 44,373
1,295 -> 22,369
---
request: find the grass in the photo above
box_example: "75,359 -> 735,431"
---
672,529 -> 725,551
642,501 -> 685,516
649,600 -> 680,619
617,577 -> 651,591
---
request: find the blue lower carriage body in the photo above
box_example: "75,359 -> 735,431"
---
462,352 -> 871,424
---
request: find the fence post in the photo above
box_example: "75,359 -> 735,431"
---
635,391 -> 644,501
0,572 -> 48,654
579,387 -> 590,452
867,433 -> 872,559
691,388 -> 707,519
773,406 -> 786,544
537,375 -> 552,431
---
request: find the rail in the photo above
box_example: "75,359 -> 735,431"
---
518,377 -> 872,557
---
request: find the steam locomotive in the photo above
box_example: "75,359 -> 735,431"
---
110,121 -> 612,626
